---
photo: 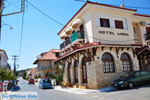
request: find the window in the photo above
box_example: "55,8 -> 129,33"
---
120,53 -> 132,72
134,72 -> 140,77
74,60 -> 78,83
102,53 -> 115,73
55,53 -> 59,57
100,18 -> 110,28
146,27 -> 150,34
141,71 -> 147,76
115,20 -> 124,29
80,24 -> 84,32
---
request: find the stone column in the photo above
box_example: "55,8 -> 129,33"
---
87,61 -> 97,89
115,59 -> 122,72
132,58 -> 140,71
70,62 -> 74,84
63,62 -> 68,82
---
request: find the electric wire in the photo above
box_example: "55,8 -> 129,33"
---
19,10 -> 25,61
26,0 -> 135,42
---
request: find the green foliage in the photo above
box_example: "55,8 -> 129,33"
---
34,75 -> 39,79
0,68 -> 16,81
26,76 -> 29,80
54,64 -> 63,85
44,70 -> 55,79
23,71 -> 27,79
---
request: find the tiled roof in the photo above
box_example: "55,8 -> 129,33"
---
134,14 -> 150,18
33,49 -> 60,64
0,49 -> 8,59
57,1 -> 137,35
55,43 -> 142,62
135,46 -> 150,54
51,49 -> 60,53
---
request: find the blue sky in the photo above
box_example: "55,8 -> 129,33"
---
0,0 -> 150,70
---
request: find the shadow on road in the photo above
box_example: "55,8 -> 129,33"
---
11,86 -> 21,91
100,84 -> 150,92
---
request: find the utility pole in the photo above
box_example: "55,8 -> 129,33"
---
0,0 -> 4,41
0,0 -> 25,41
12,55 -> 19,75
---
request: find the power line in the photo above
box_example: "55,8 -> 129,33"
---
19,10 -> 25,60
12,55 -> 19,75
26,0 -> 136,42
25,0 -> 66,27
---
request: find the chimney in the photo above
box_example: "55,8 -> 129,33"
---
120,4 -> 124,8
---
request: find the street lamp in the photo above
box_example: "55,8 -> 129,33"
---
2,23 -> 13,30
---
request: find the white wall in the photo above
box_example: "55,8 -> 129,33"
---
0,51 -> 8,68
82,9 -> 135,45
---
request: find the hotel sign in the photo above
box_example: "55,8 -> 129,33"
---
98,31 -> 129,36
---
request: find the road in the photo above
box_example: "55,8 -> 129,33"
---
18,79 -> 98,100
15,79 -> 150,100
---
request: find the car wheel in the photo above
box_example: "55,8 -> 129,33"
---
148,78 -> 150,84
128,82 -> 134,89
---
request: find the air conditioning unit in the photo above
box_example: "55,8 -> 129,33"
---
140,21 -> 146,26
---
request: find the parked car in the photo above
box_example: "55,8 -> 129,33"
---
112,71 -> 150,88
39,78 -> 52,89
28,79 -> 34,84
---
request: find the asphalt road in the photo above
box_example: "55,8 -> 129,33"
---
18,79 -> 98,100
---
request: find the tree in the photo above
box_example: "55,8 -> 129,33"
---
0,68 -> 16,81
54,64 -> 63,85
22,71 -> 27,79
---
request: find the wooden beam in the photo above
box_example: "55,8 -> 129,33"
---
102,47 -> 105,51
116,47 -> 120,58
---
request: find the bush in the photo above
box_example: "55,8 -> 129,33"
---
23,71 -> 27,79
34,75 -> 38,79
26,76 -> 29,80
0,68 -> 16,81
54,64 -> 63,85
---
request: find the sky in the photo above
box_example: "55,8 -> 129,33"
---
0,0 -> 150,70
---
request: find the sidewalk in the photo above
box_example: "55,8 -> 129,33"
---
0,91 -> 12,100
54,86 -> 101,95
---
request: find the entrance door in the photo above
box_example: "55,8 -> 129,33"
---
81,57 -> 91,83
82,64 -> 87,83
68,63 -> 71,83
74,61 -> 78,83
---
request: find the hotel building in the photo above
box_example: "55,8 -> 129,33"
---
55,1 -> 150,89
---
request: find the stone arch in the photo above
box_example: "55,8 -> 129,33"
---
101,52 -> 115,73
81,56 -> 91,83
120,52 -> 133,72
119,51 -> 134,60
99,50 -> 117,61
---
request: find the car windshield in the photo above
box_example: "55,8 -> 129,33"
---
43,79 -> 51,83
121,72 -> 134,78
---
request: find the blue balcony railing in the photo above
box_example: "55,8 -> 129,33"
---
60,31 -> 84,50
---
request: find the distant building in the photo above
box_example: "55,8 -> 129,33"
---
31,67 -> 41,78
0,49 -> 9,69
33,49 -> 61,77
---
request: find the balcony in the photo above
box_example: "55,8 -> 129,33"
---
71,31 -> 84,43
60,42 -> 65,50
145,33 -> 150,41
60,31 -> 84,50
65,37 -> 71,47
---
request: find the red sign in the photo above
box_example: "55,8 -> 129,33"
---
0,82 -> 3,92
